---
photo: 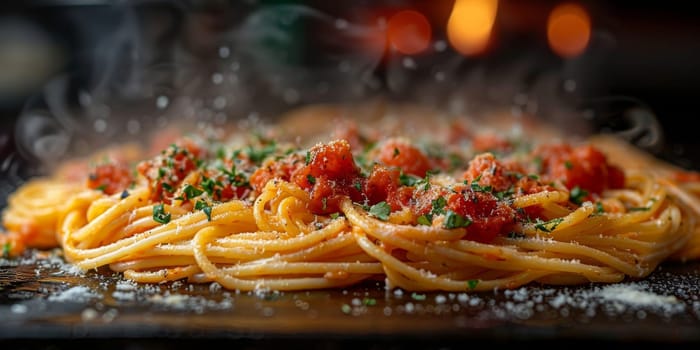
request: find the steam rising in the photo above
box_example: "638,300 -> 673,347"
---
4,3 -> 666,201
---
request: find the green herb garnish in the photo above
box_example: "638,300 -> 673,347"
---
363,297 -> 377,306
195,200 -> 212,221
467,279 -> 479,290
443,210 -> 471,229
495,186 -> 514,201
183,184 -> 204,200
399,172 -> 418,186
417,215 -> 432,226
369,201 -> 391,221
628,206 -> 651,212
201,177 -> 216,196
470,180 -> 492,193
595,202 -> 605,214
246,143 -> 277,165
152,204 -> 171,224
569,186 -> 588,205
161,182 -> 174,193
534,217 -> 564,232
353,180 -> 363,191
2,242 -> 11,259
431,197 -> 447,215
411,293 -> 426,301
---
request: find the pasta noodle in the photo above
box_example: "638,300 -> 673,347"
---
2,106 -> 700,292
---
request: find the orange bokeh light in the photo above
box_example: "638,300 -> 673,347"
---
447,0 -> 499,56
387,10 -> 432,55
547,3 -> 591,58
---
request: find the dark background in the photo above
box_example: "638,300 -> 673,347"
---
1,0 -> 699,207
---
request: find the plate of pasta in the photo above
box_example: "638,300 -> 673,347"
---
2,102 -> 700,346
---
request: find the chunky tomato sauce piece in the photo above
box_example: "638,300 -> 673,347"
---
462,153 -> 554,195
292,140 -> 365,214
446,185 -> 516,243
250,140 -> 366,214
250,154 -> 305,193
534,143 -> 625,196
244,137 -> 626,243
87,163 -> 133,195
672,170 -> 700,183
137,138 -> 206,203
376,138 -> 433,177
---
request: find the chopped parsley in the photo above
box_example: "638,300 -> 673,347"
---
161,182 -> 174,193
415,171 -> 436,191
152,204 -> 171,224
195,200 -> 212,221
431,197 -> 447,215
183,184 -> 204,200
564,160 -> 573,169
96,184 -> 107,192
307,174 -> 316,185
399,172 -> 419,186
495,186 -> 514,201
628,206 -> 651,212
595,202 -> 605,214
534,217 -> 564,233
416,215 -> 432,226
362,297 -> 377,306
369,201 -> 391,221
216,147 -> 226,159
393,147 -> 400,157
411,293 -> 426,301
305,151 -> 312,165
220,164 -> 249,187
470,179 -> 492,193
415,196 -> 448,225
246,142 -> 277,165
467,279 -> 479,290
2,242 -> 10,258
569,186 -> 588,205
330,212 -> 340,220
200,177 -> 216,196
353,180 -> 362,191
443,210 -> 471,229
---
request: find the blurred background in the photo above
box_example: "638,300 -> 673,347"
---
1,0 -> 699,207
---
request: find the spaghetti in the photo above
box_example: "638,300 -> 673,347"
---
2,108 -> 700,292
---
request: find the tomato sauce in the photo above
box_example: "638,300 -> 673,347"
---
137,138 -> 206,203
129,125 -> 628,244
87,163 -> 133,195
534,143 -> 625,197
